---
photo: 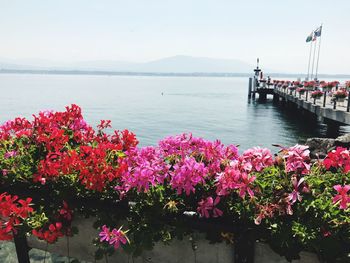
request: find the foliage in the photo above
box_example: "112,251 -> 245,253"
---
0,105 -> 349,262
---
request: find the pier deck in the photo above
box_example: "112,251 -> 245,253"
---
274,87 -> 350,125
248,75 -> 350,126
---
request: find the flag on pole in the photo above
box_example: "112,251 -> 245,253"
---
306,31 -> 313,42
314,26 -> 322,37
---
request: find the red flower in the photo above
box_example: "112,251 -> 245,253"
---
324,147 -> 350,173
59,201 -> 73,221
0,193 -> 34,241
33,222 -> 64,243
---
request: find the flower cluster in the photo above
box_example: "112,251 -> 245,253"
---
332,185 -> 350,210
99,225 -> 129,249
320,81 -> 338,90
304,81 -> 316,88
117,146 -> 169,194
310,90 -> 323,99
332,89 -> 348,99
0,193 -> 33,240
297,87 -> 306,93
323,147 -> 350,173
0,104 -> 138,191
197,196 -> 223,218
274,80 -> 292,89
1,105 -> 350,261
346,81 -> 350,89
32,222 -> 64,243
283,144 -> 310,174
118,133 -> 239,198
32,201 -> 73,243
241,147 -> 273,172
215,147 -> 273,199
292,81 -> 301,87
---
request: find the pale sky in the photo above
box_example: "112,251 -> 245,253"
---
0,0 -> 349,74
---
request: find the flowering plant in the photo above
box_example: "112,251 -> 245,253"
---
0,105 -> 350,262
321,81 -> 338,90
304,81 -> 316,89
333,89 -> 348,99
346,81 -> 350,89
297,87 -> 306,94
292,81 -> 300,86
0,104 -> 137,246
310,90 -> 323,99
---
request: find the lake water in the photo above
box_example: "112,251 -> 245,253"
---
0,74 -> 348,151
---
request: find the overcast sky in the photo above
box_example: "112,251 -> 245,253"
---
0,0 -> 349,74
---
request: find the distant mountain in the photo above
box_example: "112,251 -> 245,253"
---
0,55 -> 253,73
135,55 -> 252,73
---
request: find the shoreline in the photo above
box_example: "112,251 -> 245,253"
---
1,69 -> 350,79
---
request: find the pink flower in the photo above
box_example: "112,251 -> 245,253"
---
235,172 -> 256,199
287,177 -> 304,204
215,160 -> 241,196
285,201 -> 294,215
119,147 -> 169,193
215,160 -> 256,198
4,151 -> 17,159
99,225 -> 129,249
197,196 -> 223,218
284,145 -> 310,174
109,227 -> 128,249
171,157 -> 208,195
197,198 -> 211,218
158,133 -> 238,175
332,185 -> 350,210
69,118 -> 88,131
241,147 -> 273,172
99,225 -> 111,242
254,203 -> 279,225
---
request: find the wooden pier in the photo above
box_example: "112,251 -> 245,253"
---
248,77 -> 350,126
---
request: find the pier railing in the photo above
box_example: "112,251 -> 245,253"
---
248,78 -> 350,125
274,84 -> 350,112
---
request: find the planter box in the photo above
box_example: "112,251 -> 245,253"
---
254,243 -> 318,263
27,216 -> 320,263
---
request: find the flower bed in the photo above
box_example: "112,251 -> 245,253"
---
0,105 -> 350,262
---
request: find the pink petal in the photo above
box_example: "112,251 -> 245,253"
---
334,185 -> 342,192
214,197 -> 220,206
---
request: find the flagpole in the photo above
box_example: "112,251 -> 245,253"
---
310,37 -> 317,80
307,41 -> 313,80
315,24 -> 323,80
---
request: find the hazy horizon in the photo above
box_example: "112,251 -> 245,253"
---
1,0 -> 350,74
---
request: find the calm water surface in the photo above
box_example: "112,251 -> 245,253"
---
0,74 -> 347,150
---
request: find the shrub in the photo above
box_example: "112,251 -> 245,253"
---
0,105 -> 349,262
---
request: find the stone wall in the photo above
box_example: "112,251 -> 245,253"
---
305,133 -> 350,159
27,216 -> 319,263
